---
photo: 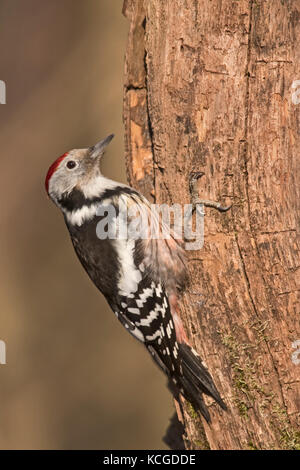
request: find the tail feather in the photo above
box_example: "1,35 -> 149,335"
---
180,375 -> 212,423
178,343 -> 227,421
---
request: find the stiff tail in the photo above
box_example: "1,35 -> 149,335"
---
178,343 -> 227,423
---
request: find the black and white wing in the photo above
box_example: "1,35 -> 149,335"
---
110,275 -> 226,423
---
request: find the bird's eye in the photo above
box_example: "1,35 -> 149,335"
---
66,160 -> 77,170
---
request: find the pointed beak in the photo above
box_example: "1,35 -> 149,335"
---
89,134 -> 114,159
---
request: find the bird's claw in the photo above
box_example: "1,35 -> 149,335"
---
189,172 -> 232,213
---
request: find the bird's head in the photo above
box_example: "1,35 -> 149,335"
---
45,134 -> 114,204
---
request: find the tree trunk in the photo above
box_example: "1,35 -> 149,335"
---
123,0 -> 300,450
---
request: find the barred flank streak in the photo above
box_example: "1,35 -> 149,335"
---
46,136 -> 227,423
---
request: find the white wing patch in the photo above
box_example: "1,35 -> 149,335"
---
127,307 -> 140,315
113,239 -> 142,295
139,287 -> 154,302
155,284 -> 162,297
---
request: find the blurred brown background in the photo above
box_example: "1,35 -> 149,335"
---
0,0 -> 172,449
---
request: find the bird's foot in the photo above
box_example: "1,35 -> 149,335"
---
189,171 -> 232,213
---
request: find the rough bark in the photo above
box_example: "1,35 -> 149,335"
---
123,0 -> 300,450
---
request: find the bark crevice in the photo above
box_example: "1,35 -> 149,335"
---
143,45 -> 157,202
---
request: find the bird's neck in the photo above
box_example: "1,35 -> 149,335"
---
58,175 -> 127,227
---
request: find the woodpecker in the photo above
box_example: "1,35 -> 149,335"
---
45,134 -> 226,422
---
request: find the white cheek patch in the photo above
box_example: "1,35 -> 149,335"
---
80,175 -> 127,199
49,165 -> 80,200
